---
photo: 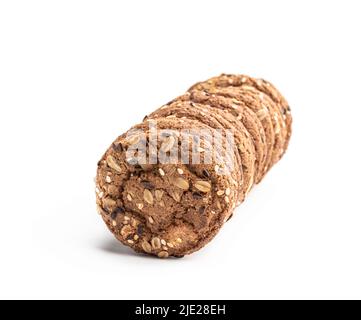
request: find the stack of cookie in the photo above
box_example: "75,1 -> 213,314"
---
96,74 -> 292,258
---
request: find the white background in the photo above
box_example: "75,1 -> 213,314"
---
1,0 -> 360,300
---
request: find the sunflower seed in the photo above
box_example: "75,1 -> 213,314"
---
169,190 -> 181,202
194,181 -> 212,193
159,168 -> 165,176
127,240 -> 134,244
167,242 -> 174,248
126,135 -> 141,146
158,251 -> 169,258
161,135 -> 175,153
148,216 -> 154,224
161,239 -> 167,246
106,155 -> 122,173
172,177 -> 189,190
155,190 -> 164,201
159,200 -> 165,207
177,168 -> 184,175
151,237 -> 161,250
142,241 -> 152,253
127,194 -> 133,202
143,189 -> 154,205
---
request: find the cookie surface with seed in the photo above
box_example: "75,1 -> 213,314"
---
96,73 -> 292,258
96,117 -> 239,257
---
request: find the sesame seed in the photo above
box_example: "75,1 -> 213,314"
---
160,135 -> 175,153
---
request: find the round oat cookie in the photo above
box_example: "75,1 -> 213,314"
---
96,117 -> 239,257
